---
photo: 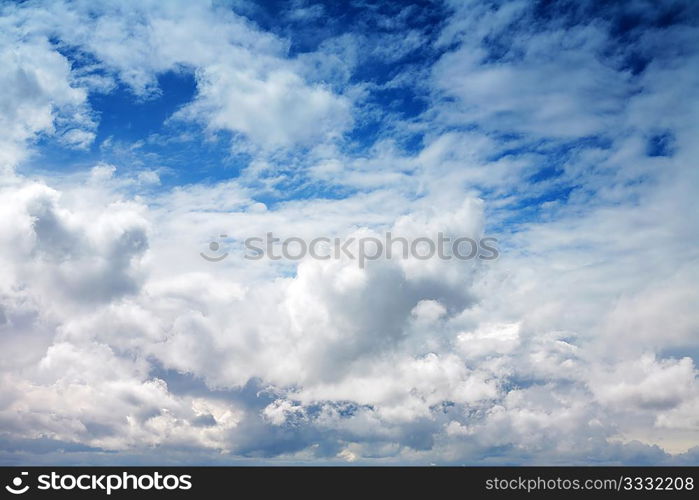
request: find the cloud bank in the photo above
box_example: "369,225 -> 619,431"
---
0,0 -> 698,464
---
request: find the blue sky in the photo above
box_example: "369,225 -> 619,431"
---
0,0 -> 698,465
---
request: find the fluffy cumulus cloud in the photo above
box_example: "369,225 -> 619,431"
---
0,24 -> 94,170
2,0 -> 350,152
0,0 -> 698,464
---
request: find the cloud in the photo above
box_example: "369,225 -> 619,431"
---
0,17 -> 94,169
2,0 -> 352,152
174,65 -> 351,148
0,0 -> 698,465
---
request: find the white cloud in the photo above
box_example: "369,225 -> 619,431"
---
0,20 -> 94,169
174,65 -> 351,148
0,0 -> 698,465
2,0 -> 352,152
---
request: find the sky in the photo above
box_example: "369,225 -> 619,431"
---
0,0 -> 698,465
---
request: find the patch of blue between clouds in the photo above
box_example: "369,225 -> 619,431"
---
26,70 -> 250,188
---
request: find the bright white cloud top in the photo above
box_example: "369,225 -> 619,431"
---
0,0 -> 698,464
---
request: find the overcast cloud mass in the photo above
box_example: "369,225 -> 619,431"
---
1,0 -> 698,465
